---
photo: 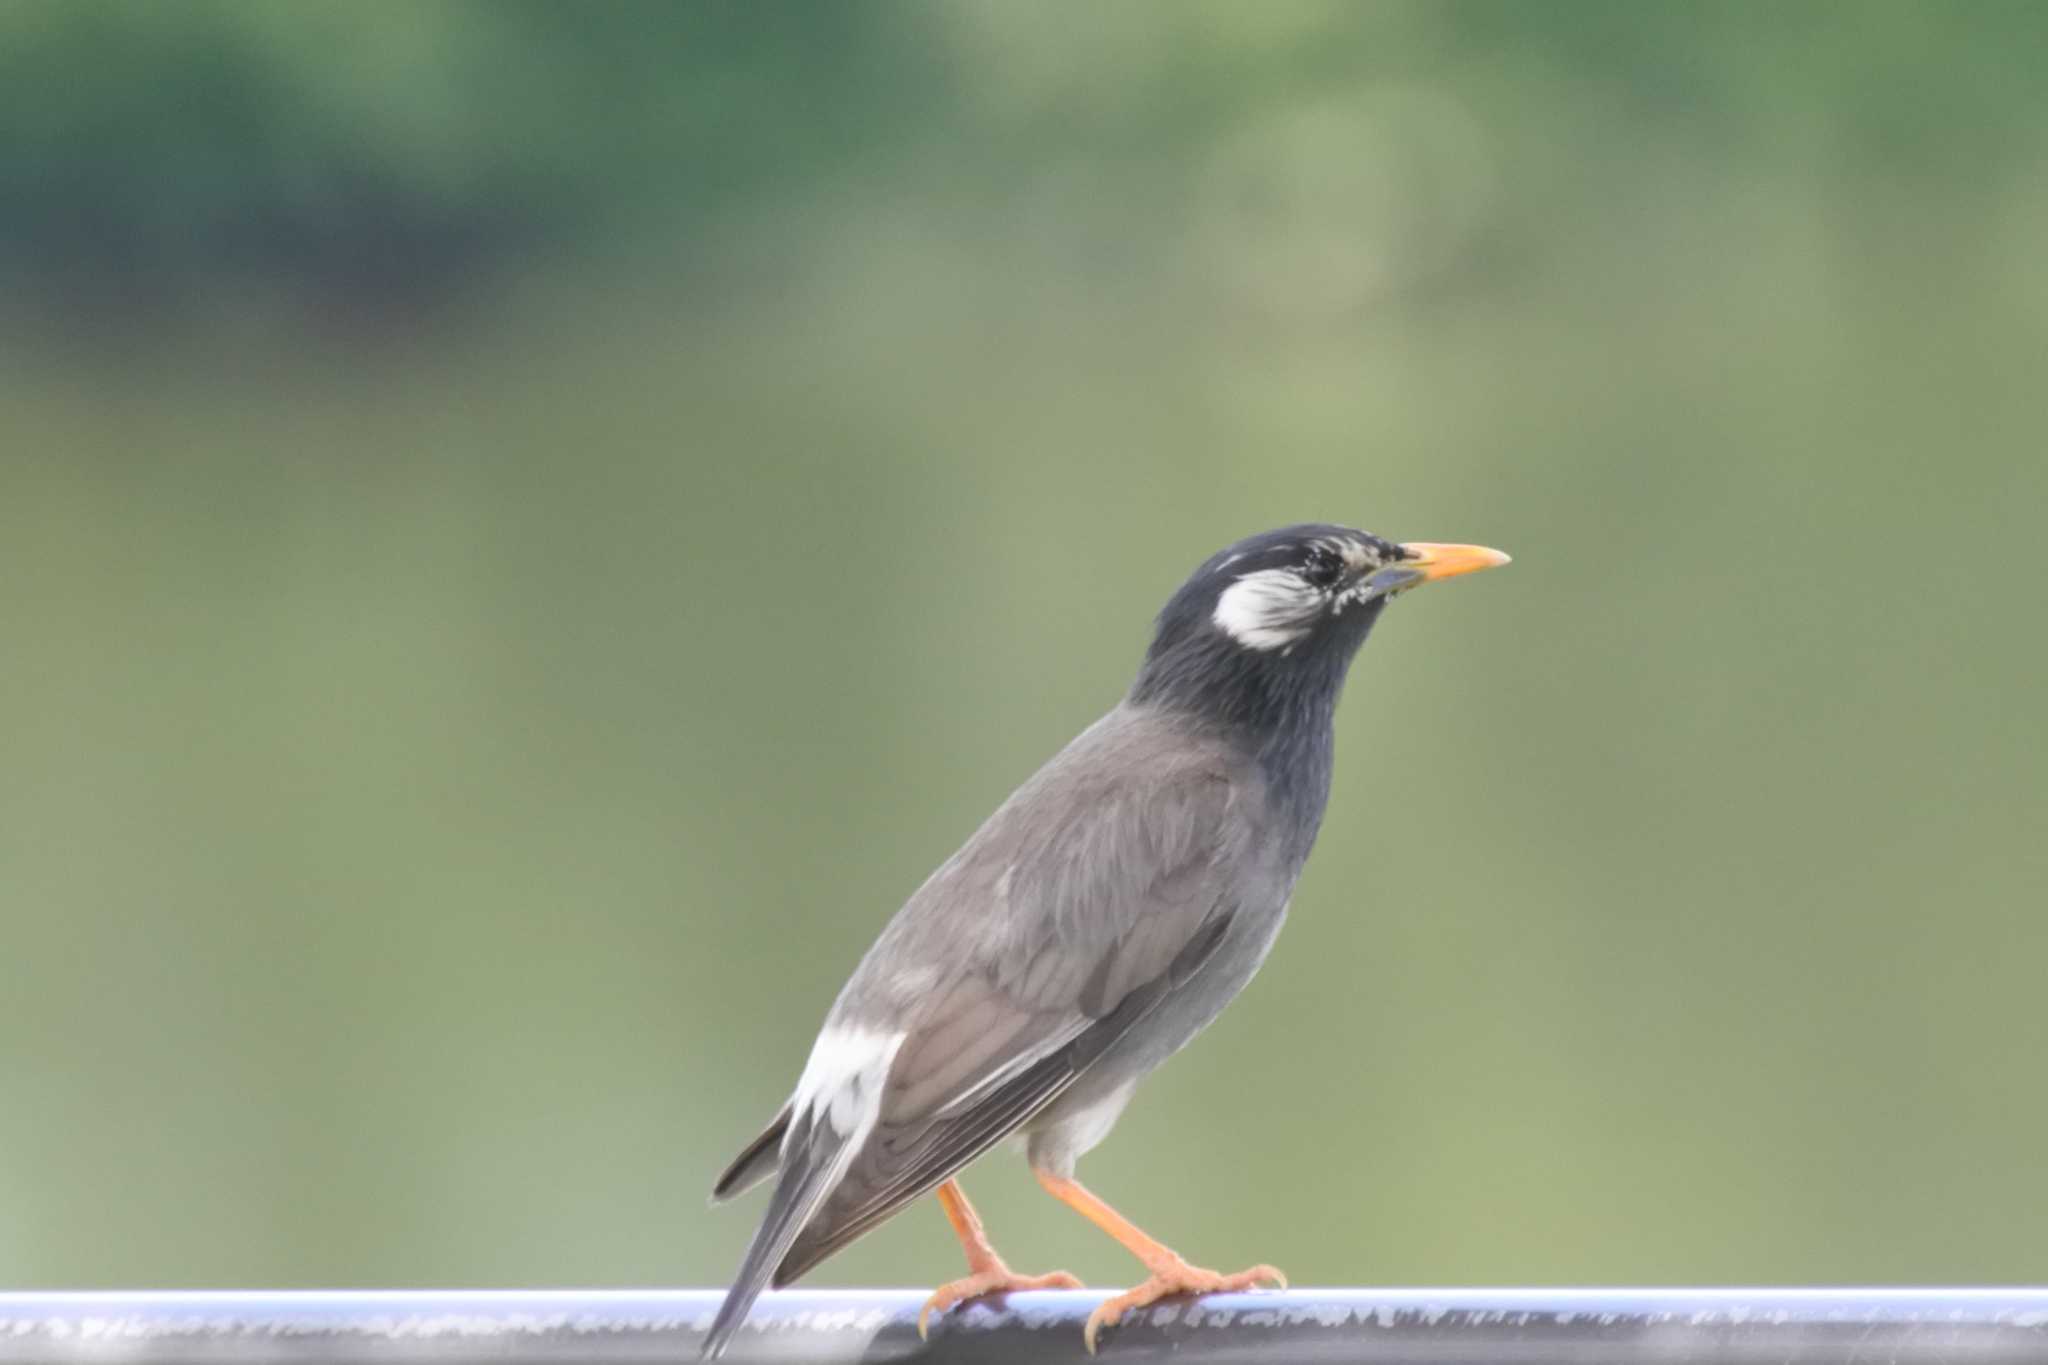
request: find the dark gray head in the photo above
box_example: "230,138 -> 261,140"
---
1130,523 -> 1508,762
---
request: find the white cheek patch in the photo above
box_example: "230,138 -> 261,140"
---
1212,568 -> 1320,650
789,1025 -> 905,1138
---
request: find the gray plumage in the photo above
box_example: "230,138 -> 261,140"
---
704,524 -> 1504,1356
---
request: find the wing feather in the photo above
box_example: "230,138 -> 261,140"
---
772,908 -> 1236,1284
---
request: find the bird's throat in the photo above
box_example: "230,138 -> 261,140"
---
1130,631 -> 1353,835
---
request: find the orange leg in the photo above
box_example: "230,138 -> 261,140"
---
918,1178 -> 1084,1338
1033,1168 -> 1285,1353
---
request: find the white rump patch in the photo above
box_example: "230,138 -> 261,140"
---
1212,568 -> 1319,650
789,1025 -> 905,1140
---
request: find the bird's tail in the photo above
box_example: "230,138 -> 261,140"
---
701,1117 -> 847,1358
709,1103 -> 791,1205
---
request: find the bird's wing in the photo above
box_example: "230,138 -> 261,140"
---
769,727 -> 1258,1282
772,909 -> 1235,1284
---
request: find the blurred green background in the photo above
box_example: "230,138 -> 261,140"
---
3,0 -> 2044,1294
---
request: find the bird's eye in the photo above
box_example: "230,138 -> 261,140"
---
1302,550 -> 1343,589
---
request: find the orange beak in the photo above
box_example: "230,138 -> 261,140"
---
1396,542 -> 1513,583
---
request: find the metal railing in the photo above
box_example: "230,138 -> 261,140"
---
4,1288 -> 2045,1362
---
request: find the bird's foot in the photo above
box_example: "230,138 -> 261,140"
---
918,1263 -> 1084,1339
1083,1257 -> 1286,1352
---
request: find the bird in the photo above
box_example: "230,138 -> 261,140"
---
702,524 -> 1508,1356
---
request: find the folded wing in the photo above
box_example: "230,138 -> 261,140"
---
774,726 -> 1254,1281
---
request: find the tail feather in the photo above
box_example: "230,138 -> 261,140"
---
701,1118 -> 848,1358
709,1104 -> 791,1204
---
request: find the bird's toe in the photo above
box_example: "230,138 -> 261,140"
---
1082,1257 -> 1287,1352
1218,1263 -> 1287,1292
918,1266 -> 1085,1339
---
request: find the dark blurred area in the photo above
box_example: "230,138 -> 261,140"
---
10,3 -> 2043,326
3,1 -> 2043,1295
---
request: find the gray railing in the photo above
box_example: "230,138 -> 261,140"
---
3,1288 -> 2046,1362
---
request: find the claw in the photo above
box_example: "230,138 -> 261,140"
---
1082,1260 -> 1286,1353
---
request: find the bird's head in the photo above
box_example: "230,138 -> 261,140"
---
1130,523 -> 1509,728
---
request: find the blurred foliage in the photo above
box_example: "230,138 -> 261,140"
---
5,1 -> 2047,311
0,1 -> 937,308
2,0 -> 2046,1302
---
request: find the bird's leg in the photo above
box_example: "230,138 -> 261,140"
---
1033,1168 -> 1286,1353
917,1179 -> 1084,1338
